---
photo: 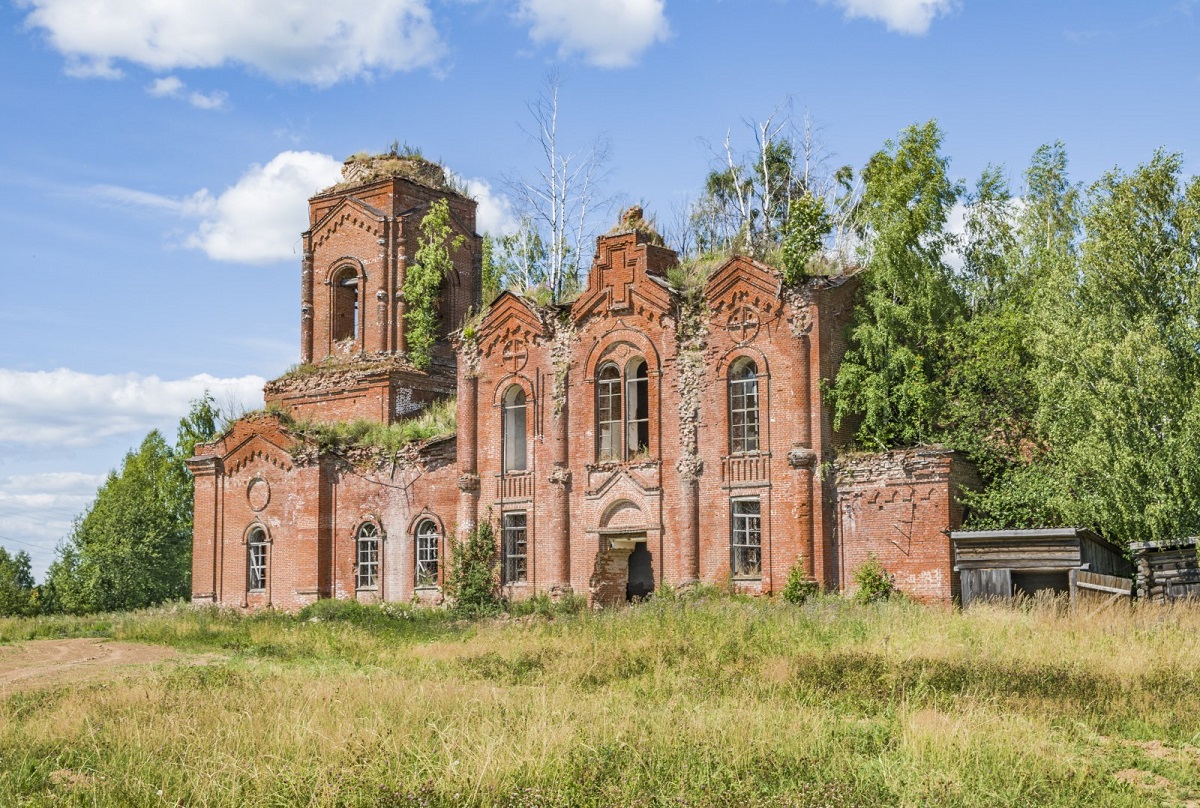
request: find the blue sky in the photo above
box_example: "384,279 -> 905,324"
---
1,0 -> 1198,578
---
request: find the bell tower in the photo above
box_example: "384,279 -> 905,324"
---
264,153 -> 482,425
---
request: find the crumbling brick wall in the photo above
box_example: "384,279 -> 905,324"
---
835,449 -> 979,602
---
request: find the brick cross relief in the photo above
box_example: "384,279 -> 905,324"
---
502,338 -> 529,373
726,304 -> 760,345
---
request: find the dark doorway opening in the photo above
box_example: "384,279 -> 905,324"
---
626,542 -> 655,601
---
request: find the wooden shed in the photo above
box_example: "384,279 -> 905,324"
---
1129,539 -> 1200,602
950,528 -> 1132,607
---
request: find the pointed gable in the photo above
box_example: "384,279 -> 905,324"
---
310,196 -> 386,248
477,292 -> 549,372
705,256 -> 785,343
571,232 -> 676,324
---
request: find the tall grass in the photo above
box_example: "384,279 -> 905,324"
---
3,596 -> 1200,805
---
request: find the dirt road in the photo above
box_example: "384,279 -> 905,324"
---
0,638 -> 180,691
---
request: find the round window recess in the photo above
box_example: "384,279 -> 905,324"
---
247,478 -> 271,512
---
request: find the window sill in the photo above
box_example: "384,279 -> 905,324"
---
414,585 -> 440,592
356,587 -> 379,592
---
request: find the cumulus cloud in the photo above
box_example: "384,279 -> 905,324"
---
825,0 -> 956,35
145,75 -> 228,110
0,369 -> 264,449
517,0 -> 670,67
19,0 -> 445,85
93,151 -> 342,264
185,151 -> 343,262
460,176 -> 519,236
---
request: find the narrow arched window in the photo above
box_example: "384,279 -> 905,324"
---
332,267 -> 359,342
729,357 -> 760,455
356,523 -> 380,589
626,358 -> 649,458
502,385 -> 527,473
247,527 -> 268,591
597,363 -> 623,462
415,520 -> 439,587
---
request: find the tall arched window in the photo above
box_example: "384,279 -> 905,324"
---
596,357 -> 651,462
356,523 -> 380,589
331,267 -> 359,342
415,520 -> 439,587
625,358 -> 649,457
502,385 -> 527,473
729,357 -> 760,454
247,527 -> 268,591
596,363 -> 623,462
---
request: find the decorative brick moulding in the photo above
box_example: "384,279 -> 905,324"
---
189,160 -> 977,612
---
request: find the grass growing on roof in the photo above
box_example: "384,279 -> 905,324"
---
290,397 -> 456,454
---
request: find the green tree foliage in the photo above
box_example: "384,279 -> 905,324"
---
1032,151 -> 1200,544
779,192 -> 832,285
0,547 -> 37,616
828,120 -> 962,448
445,518 -> 500,615
44,395 -> 221,614
404,198 -> 465,370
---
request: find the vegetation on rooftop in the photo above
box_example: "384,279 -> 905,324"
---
288,397 -> 456,456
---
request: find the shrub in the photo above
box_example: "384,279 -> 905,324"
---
853,554 -> 895,604
781,557 -> 818,605
445,519 -> 500,616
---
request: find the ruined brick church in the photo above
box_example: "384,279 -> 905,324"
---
189,157 -> 976,611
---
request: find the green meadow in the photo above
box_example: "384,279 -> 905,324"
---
2,594 -> 1199,806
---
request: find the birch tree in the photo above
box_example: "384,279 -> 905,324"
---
507,76 -> 610,301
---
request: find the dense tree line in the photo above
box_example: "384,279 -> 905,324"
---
0,395 -> 221,616
825,125 -> 1200,547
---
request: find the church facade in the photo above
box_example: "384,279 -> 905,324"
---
189,159 -> 976,611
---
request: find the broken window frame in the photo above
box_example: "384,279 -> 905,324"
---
729,357 -> 760,455
730,498 -> 762,579
502,512 -> 528,585
356,522 -> 380,589
415,519 -> 439,588
502,385 -> 527,473
247,527 -> 268,591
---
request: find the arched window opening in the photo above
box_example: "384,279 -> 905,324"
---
729,357 -> 760,455
502,385 -> 527,473
415,520 -> 439,588
356,523 -> 380,589
626,359 -> 649,458
247,527 -> 268,591
332,267 -> 359,342
596,363 -> 623,462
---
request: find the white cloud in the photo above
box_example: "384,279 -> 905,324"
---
825,0 -> 956,35
146,75 -> 229,110
147,76 -> 184,97
461,177 -> 519,236
517,0 -> 670,67
0,369 -> 264,449
185,151 -> 343,263
188,89 -> 228,110
20,0 -> 445,86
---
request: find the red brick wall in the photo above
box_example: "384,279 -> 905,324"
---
190,413 -> 460,612
305,177 -> 480,366
462,234 -> 870,606
835,449 -> 977,602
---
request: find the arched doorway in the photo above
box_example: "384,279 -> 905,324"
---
591,500 -> 655,606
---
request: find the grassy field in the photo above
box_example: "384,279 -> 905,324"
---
2,593 -> 1200,806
